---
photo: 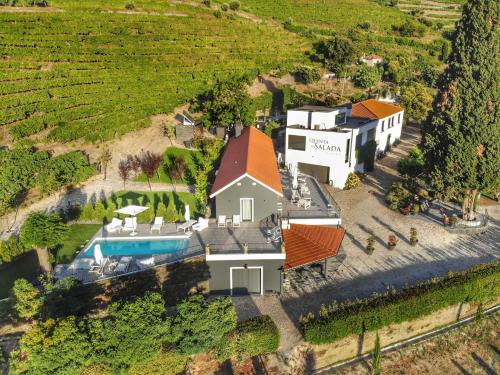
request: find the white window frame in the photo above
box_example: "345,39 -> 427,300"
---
230,266 -> 264,296
239,198 -> 254,222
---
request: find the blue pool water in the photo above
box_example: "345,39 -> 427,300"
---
82,238 -> 189,257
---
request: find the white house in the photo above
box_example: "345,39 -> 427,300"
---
359,54 -> 384,66
284,99 -> 404,188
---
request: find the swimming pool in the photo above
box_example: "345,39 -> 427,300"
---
82,238 -> 190,257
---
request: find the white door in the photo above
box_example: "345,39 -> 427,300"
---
240,198 -> 253,221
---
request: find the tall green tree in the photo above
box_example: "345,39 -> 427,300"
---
421,0 -> 499,220
400,83 -> 433,122
320,36 -> 356,75
201,76 -> 252,128
20,212 -> 68,273
11,278 -> 44,320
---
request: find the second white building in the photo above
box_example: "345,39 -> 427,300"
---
284,99 -> 404,188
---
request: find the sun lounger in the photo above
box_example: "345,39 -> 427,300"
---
89,244 -> 110,273
114,256 -> 133,274
232,214 -> 241,228
217,215 -> 226,227
105,217 -> 123,233
178,219 -> 197,233
192,217 -> 209,232
150,217 -> 164,233
136,256 -> 155,270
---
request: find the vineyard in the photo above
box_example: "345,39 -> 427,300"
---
0,1 -> 309,144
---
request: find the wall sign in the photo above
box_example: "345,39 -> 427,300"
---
308,137 -> 342,153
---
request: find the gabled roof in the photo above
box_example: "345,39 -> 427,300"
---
209,127 -> 283,198
362,54 -> 383,61
352,99 -> 403,120
283,224 -> 345,270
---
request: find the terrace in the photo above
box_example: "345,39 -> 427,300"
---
279,170 -> 341,224
54,221 -> 281,284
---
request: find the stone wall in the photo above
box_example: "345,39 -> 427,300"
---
311,299 -> 500,371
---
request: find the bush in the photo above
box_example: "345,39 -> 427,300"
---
353,66 -> 381,88
128,350 -> 188,375
216,315 -> 279,360
125,2 -> 134,9
201,0 -> 211,7
343,172 -> 361,190
385,181 -> 412,211
397,147 -> 424,177
393,20 -> 426,37
293,65 -> 321,84
303,262 -> 500,344
0,236 -> 28,264
213,9 -> 222,18
229,0 -> 240,10
220,3 -> 228,11
11,278 -> 43,319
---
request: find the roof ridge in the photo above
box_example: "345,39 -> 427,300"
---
360,100 -> 378,119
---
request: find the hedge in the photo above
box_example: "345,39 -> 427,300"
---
303,262 -> 500,344
216,315 -> 279,360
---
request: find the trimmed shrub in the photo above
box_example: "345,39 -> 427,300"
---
343,172 -> 361,190
303,262 -> 500,344
294,65 -> 321,84
220,3 -> 228,11
229,0 -> 240,11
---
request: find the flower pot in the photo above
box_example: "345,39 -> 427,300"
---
410,240 -> 418,246
367,248 -> 374,255
388,244 -> 396,250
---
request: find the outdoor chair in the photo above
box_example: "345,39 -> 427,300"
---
150,217 -> 164,233
136,256 -> 155,270
192,217 -> 209,232
89,245 -> 110,274
105,218 -> 123,233
114,256 -> 133,274
217,215 -> 226,227
122,217 -> 137,232
178,219 -> 197,233
266,226 -> 281,243
232,215 -> 241,228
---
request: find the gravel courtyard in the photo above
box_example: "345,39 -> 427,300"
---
233,124 -> 500,352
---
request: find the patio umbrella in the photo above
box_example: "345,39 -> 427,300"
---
115,205 -> 148,236
292,166 -> 298,189
184,204 -> 190,223
94,244 -> 104,266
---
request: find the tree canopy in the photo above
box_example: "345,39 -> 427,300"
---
421,0 -> 499,216
320,36 -> 356,75
400,82 -> 433,122
20,212 -> 68,250
200,76 -> 253,128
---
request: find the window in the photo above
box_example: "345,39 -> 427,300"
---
398,113 -> 401,124
381,120 -> 385,132
367,128 -> 376,141
355,133 -> 363,149
335,112 -> 346,125
345,139 -> 350,163
288,135 -> 306,151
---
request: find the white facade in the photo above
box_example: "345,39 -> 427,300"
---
285,103 -> 404,188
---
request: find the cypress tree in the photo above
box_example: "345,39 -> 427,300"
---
421,0 -> 499,220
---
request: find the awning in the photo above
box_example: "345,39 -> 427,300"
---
115,205 -> 148,216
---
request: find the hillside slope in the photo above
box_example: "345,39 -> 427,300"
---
0,1 -> 309,145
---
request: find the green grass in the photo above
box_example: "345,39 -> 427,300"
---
112,190 -> 201,217
134,147 -> 203,185
53,224 -> 101,264
0,1 -> 308,143
0,251 -> 40,299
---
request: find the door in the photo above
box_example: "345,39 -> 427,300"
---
240,198 -> 253,221
231,268 -> 262,295
298,162 -> 329,183
386,134 -> 392,151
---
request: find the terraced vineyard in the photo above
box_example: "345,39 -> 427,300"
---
0,2 -> 308,144
398,0 -> 464,28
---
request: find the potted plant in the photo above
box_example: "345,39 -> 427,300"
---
449,215 -> 458,227
387,234 -> 399,250
410,227 -> 418,246
411,204 -> 420,216
366,236 -> 375,255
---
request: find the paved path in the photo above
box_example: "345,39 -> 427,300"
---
233,123 -> 500,354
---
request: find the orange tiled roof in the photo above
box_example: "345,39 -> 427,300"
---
283,224 -> 345,270
352,99 -> 403,120
363,54 -> 383,60
210,127 -> 283,197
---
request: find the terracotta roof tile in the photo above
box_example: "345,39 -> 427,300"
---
352,99 -> 403,120
283,224 -> 345,270
210,127 -> 283,197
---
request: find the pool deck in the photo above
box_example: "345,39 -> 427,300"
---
54,221 -> 281,283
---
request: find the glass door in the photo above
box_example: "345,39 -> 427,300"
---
240,198 -> 253,221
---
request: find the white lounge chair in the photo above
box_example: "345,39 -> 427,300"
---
217,215 -> 226,227
89,244 -> 109,273
136,256 -> 155,270
178,219 -> 197,233
114,256 -> 132,274
105,218 -> 123,233
122,217 -> 137,232
150,217 -> 164,233
192,217 -> 209,232
232,214 -> 241,228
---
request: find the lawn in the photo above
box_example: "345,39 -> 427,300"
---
112,191 -> 201,218
0,251 -> 40,299
53,224 -> 101,264
134,147 -> 203,185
